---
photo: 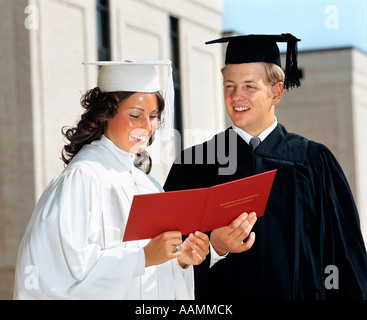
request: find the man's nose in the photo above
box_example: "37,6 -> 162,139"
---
230,87 -> 243,100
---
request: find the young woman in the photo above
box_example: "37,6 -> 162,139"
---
13,61 -> 209,300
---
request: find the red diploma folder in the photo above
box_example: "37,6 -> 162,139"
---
123,169 -> 276,241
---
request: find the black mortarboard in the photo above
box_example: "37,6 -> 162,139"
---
206,33 -> 301,90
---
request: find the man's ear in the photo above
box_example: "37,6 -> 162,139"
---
272,82 -> 284,105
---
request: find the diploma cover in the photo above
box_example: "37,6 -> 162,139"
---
123,170 -> 276,241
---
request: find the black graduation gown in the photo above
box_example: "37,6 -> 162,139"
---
164,124 -> 367,299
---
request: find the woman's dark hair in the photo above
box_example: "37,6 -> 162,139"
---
61,87 -> 165,174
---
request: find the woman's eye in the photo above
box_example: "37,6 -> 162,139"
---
130,114 -> 140,118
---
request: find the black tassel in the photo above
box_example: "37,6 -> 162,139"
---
283,33 -> 301,90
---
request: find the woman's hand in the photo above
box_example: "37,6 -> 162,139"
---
178,231 -> 210,268
144,231 -> 183,267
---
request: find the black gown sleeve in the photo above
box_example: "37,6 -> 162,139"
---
307,143 -> 367,299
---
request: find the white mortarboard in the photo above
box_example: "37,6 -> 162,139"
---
83,60 -> 174,141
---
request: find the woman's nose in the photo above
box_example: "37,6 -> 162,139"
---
141,116 -> 152,131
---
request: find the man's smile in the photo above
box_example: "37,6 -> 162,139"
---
233,106 -> 250,112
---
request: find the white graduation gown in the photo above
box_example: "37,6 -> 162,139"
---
13,136 -> 194,300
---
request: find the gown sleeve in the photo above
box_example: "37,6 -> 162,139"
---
14,166 -> 145,300
307,143 -> 367,299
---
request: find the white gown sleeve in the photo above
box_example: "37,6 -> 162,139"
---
14,166 -> 145,300
171,260 -> 195,300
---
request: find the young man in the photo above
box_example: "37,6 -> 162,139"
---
164,34 -> 367,299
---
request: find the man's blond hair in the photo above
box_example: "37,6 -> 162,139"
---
221,62 -> 285,87
263,62 -> 285,87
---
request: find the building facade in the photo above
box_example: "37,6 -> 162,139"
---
276,47 -> 367,245
0,0 -> 224,299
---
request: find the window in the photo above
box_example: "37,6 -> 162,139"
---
97,0 -> 111,61
170,16 -> 183,147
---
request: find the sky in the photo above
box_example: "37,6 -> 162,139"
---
223,0 -> 367,53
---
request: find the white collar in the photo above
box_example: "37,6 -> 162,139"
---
92,135 -> 135,168
232,117 -> 278,145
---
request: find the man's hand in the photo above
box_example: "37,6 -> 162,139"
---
210,212 -> 257,256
